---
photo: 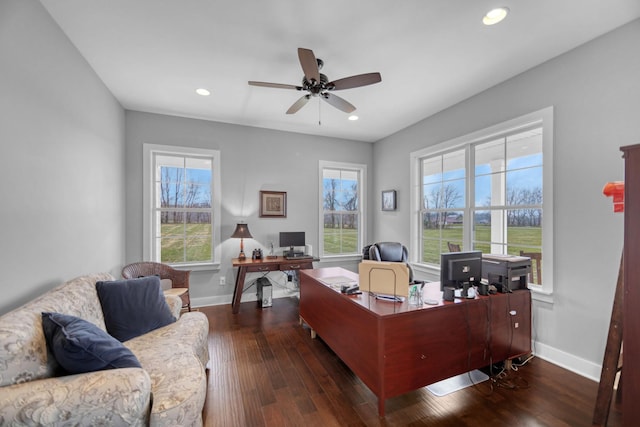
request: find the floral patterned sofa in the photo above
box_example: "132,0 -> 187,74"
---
0,273 -> 210,426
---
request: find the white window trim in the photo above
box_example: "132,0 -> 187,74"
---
409,107 -> 554,302
318,160 -> 367,261
143,143 -> 222,271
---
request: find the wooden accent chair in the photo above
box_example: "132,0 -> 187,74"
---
520,251 -> 542,285
122,262 -> 191,311
447,242 -> 461,252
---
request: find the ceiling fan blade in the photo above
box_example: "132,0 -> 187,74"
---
322,93 -> 356,113
298,48 -> 320,83
286,94 -> 311,114
248,81 -> 302,90
328,72 -> 382,91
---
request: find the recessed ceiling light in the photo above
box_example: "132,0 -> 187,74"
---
348,115 -> 359,121
196,88 -> 211,96
483,7 -> 509,25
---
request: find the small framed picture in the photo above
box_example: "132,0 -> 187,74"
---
259,191 -> 287,218
382,190 -> 397,211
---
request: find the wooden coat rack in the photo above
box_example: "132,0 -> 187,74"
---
592,253 -> 623,426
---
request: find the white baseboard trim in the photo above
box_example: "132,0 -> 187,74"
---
532,340 -> 601,382
191,286 -> 298,309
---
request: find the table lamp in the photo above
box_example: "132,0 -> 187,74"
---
231,223 -> 253,260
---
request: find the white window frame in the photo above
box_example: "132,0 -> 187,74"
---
410,107 -> 554,302
318,160 -> 367,261
143,143 -> 222,270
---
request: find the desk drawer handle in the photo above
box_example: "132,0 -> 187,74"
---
257,267 -> 271,271
287,265 -> 301,269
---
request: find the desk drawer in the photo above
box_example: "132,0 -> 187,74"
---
280,262 -> 313,271
245,264 -> 279,273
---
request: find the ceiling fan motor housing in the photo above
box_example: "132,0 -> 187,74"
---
302,72 -> 329,95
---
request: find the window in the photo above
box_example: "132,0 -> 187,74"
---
319,161 -> 366,258
143,144 -> 221,269
410,107 -> 553,298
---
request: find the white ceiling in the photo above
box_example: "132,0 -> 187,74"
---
40,0 -> 640,143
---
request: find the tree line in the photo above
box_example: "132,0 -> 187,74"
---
423,184 -> 542,228
323,178 -> 358,229
160,167 -> 211,224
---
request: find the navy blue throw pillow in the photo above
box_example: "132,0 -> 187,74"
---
41,312 -> 141,374
96,276 -> 176,342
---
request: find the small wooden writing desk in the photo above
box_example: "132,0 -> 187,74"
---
299,267 -> 531,416
231,256 -> 316,313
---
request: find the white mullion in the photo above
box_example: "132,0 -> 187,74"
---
466,145 -> 474,251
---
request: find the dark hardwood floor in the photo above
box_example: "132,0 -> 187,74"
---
201,297 -> 621,427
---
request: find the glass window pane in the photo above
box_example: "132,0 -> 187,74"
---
443,210 -> 463,241
323,168 -> 341,181
474,174 -> 494,207
323,213 -> 344,255
506,129 -> 542,170
507,209 -> 542,244
506,167 -> 543,207
422,157 -> 442,185
160,166 -> 185,207
161,236 -> 184,263
475,138 -> 504,177
323,178 -> 340,210
340,214 -> 358,253
336,182 -> 358,211
423,183 -> 442,209
186,237 -> 211,262
442,150 -> 465,181
444,180 -> 465,209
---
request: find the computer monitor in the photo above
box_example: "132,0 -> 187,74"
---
440,251 -> 482,291
279,232 -> 305,256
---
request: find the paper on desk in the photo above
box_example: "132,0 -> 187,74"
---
319,276 -> 358,288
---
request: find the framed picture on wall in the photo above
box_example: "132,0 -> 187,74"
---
259,191 -> 287,218
382,190 -> 397,211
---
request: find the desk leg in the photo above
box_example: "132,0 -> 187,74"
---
231,266 -> 247,314
378,398 -> 385,417
299,316 -> 317,339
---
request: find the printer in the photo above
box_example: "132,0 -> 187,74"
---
482,254 -> 531,292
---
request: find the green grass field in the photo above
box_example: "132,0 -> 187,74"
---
160,223 -> 212,263
322,225 -> 541,262
422,224 -> 541,264
159,223 -> 541,265
323,228 -> 359,254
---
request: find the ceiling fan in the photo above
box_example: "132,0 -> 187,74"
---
248,48 -> 382,115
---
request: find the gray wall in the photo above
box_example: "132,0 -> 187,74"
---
3,0 -> 639,380
124,111 -> 373,305
371,19 -> 640,378
0,0 -> 126,314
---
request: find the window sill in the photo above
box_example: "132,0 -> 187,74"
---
529,285 -> 554,304
167,262 -> 221,272
320,254 -> 362,263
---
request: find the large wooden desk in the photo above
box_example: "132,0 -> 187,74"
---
299,267 -> 531,417
231,256 -> 316,313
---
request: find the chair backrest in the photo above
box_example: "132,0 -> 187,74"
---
121,262 -> 190,289
368,242 -> 413,282
122,261 -> 191,311
520,251 -> 542,285
447,242 -> 461,252
369,242 -> 408,263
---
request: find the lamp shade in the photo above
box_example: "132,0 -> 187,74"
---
231,223 -> 253,239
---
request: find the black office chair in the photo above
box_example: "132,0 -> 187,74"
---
367,242 -> 414,283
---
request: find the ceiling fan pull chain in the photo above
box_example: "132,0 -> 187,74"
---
318,98 -> 322,126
